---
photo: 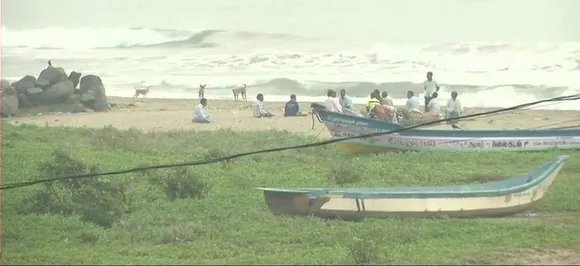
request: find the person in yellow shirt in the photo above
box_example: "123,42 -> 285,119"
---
366,91 -> 381,117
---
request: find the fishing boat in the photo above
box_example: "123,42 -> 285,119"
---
257,155 -> 569,219
314,108 -> 580,152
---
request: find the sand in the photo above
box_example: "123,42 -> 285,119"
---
6,96 -> 580,137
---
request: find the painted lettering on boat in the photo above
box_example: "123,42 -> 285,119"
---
386,137 -> 436,148
464,141 -> 484,148
491,140 -> 528,148
327,116 -> 369,127
532,140 -> 569,146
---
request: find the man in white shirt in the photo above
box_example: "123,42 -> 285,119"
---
192,98 -> 211,123
253,93 -> 274,118
405,91 -> 420,111
446,91 -> 462,125
423,71 -> 440,112
427,92 -> 441,114
381,91 -> 394,107
323,89 -> 342,112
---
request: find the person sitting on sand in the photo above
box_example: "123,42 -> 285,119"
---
398,90 -> 422,120
339,89 -> 353,112
405,91 -> 420,112
381,91 -> 394,107
427,92 -> 441,115
192,98 -> 211,123
446,91 -> 463,124
323,89 -> 342,112
253,93 -> 274,118
284,94 -> 303,116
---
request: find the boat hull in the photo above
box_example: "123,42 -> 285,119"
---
258,156 -> 568,219
315,109 -> 580,152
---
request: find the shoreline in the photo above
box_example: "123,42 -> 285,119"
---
5,96 -> 580,137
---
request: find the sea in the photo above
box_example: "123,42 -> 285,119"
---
1,0 -> 579,110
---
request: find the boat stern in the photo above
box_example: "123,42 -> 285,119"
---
256,188 -> 330,215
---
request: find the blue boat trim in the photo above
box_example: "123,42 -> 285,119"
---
256,155 -> 569,199
315,109 -> 580,138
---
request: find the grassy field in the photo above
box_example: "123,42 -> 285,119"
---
2,122 -> 580,264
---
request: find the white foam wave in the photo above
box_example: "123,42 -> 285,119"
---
1,26 -> 191,49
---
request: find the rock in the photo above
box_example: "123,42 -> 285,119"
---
12,75 -> 37,94
67,94 -> 81,103
1,79 -> 11,92
80,91 -> 96,103
1,94 -> 19,117
69,102 -> 85,113
79,75 -> 108,111
68,71 -> 82,89
17,93 -> 34,108
27,87 -> 43,95
41,80 -> 74,104
26,87 -> 43,106
37,67 -> 67,88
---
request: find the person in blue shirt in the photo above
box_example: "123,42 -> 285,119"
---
284,94 -> 301,116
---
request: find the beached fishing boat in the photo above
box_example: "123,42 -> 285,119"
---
257,155 -> 569,219
314,108 -> 580,152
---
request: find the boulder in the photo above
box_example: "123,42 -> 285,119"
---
68,71 -> 82,89
37,67 -> 67,88
79,75 -> 108,111
41,80 -> 75,104
12,75 -> 37,94
1,94 -> 19,117
70,102 -> 85,113
17,93 -> 34,108
26,87 -> 43,106
1,79 -> 11,92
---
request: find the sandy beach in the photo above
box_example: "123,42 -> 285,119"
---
6,97 -> 580,136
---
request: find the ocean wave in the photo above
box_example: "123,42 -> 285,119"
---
1,26 -> 301,49
115,77 -> 575,100
102,77 -> 580,110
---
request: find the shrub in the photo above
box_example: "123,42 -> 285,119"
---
21,150 -> 131,228
327,158 -> 365,185
148,167 -> 211,200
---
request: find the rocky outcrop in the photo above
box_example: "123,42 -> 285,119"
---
1,86 -> 18,117
37,67 -> 67,88
79,75 -> 108,111
12,75 -> 37,94
42,80 -> 75,104
2,64 -> 108,117
69,71 -> 82,89
1,79 -> 11,92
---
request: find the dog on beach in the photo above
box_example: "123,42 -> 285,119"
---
232,84 -> 247,100
199,84 -> 207,99
133,85 -> 152,101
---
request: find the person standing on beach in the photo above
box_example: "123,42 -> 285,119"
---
323,89 -> 342,112
253,93 -> 274,118
339,89 -> 353,112
192,98 -> 211,123
424,72 -> 440,112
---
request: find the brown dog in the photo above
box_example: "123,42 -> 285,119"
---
133,86 -> 151,101
199,84 -> 207,99
232,84 -> 247,100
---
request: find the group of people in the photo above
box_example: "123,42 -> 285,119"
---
192,92 -> 307,123
191,71 -> 463,124
318,71 -> 463,124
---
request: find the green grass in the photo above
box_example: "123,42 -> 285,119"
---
2,122 -> 580,264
